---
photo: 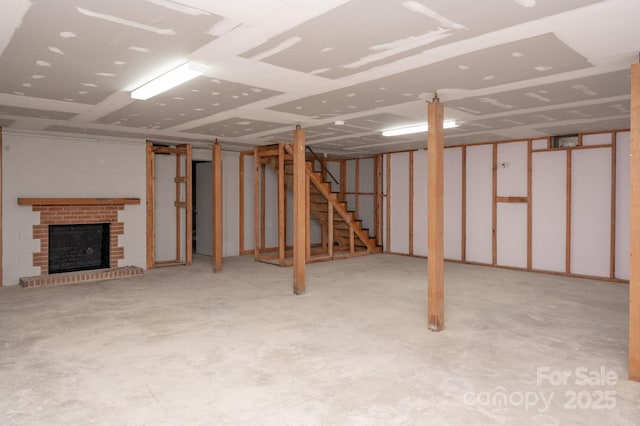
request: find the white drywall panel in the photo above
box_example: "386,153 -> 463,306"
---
615,132 -> 630,280
2,132 -> 146,285
465,145 -> 493,264
346,159 -> 356,193
195,162 -> 213,256
359,195 -> 375,237
346,194 -> 356,213
263,165 -> 278,248
359,158 -> 374,193
582,132 -> 612,146
532,139 -> 548,150
243,155 -> 255,251
496,202 -> 527,268
444,147 -> 463,261
389,152 -> 410,254
222,151 -> 240,257
155,154 -> 177,262
412,150 -> 427,256
570,148 -> 611,277
326,161 -> 340,193
497,141 -> 527,197
531,150 -> 566,272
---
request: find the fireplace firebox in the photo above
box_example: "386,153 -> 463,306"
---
48,223 -> 110,274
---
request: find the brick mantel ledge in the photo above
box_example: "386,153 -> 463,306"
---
18,197 -> 140,206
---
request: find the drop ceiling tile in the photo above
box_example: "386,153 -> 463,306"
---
185,117 -> 286,137
95,77 -> 281,129
243,0 -> 602,79
0,0 -> 224,104
268,34 -> 590,118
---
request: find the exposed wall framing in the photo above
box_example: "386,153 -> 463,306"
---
145,141 -> 193,269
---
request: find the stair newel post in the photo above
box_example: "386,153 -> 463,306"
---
328,196 -> 334,259
306,162 -> 312,262
349,228 -> 355,254
293,126 -> 306,294
277,143 -> 286,266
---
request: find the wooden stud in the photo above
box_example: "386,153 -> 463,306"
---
253,147 -> 260,261
527,140 -> 532,270
175,151 -> 182,262
386,154 -> 391,252
610,133 -> 616,279
340,160 -> 347,202
261,163 -> 266,253
375,154 -> 383,247
239,153 -> 245,254
145,141 -> 155,269
306,166 -> 312,262
293,127 -> 306,295
0,128 -> 3,286
185,144 -> 193,266
427,99 -> 445,332
495,196 -> 528,203
461,146 -> 466,263
355,158 -> 360,220
349,228 -> 355,254
278,143 -> 286,266
212,143 -> 223,272
566,150 -> 572,274
409,151 -> 414,256
629,62 -> 640,381
328,198 -> 334,259
492,144 -> 497,265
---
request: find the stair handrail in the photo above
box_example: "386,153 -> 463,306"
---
305,145 -> 339,188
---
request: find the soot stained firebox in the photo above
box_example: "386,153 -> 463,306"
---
48,223 -> 110,274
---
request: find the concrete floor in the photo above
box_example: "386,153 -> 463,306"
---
0,254 -> 638,425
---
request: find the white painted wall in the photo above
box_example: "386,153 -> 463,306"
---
615,132 -> 630,280
444,148 -> 463,261
358,158 -> 375,237
389,152 -> 410,254
465,145 -> 493,264
222,152 -> 240,257
2,131 -> 146,285
570,148 -> 611,277
412,150 -> 427,256
531,150 -> 567,272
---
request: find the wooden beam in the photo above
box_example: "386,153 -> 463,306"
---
610,133 -> 616,279
495,196 -> 528,203
306,165 -> 311,262
427,99 -> 445,331
261,163 -> 266,254
212,143 -> 223,272
185,144 -> 193,266
386,154 -> 391,252
253,147 -> 260,261
340,160 -> 347,202
461,146 -> 466,263
328,197 -> 334,259
527,140 -> 533,270
145,141 -> 155,269
278,144 -> 286,266
566,150 -> 572,274
293,127 -> 306,295
629,62 -> 640,381
175,152 -> 181,262
375,154 -> 383,247
239,153 -> 245,254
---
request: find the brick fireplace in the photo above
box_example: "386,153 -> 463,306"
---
17,198 -> 143,287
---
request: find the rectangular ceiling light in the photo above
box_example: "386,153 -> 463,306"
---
131,62 -> 208,100
382,120 -> 459,137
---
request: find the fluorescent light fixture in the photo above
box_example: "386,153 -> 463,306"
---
131,62 -> 208,100
382,120 -> 459,137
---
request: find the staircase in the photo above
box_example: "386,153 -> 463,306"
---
261,143 -> 380,263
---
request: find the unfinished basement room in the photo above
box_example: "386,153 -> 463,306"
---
1,0 -> 640,424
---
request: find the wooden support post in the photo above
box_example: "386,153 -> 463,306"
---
461,147 -> 466,262
349,228 -> 355,254
355,159 -> 360,219
566,150 -> 572,274
261,163 -> 266,252
427,98 -> 445,332
409,151 -> 414,256
340,160 -> 347,202
175,152 -> 182,262
278,144 -> 286,266
527,140 -> 532,270
492,144 -> 497,265
212,143 -> 223,272
629,62 -> 640,381
328,198 -> 334,259
293,127 -> 306,295
185,144 -> 193,266
239,153 -> 245,254
145,141 -> 155,269
253,147 -> 260,261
